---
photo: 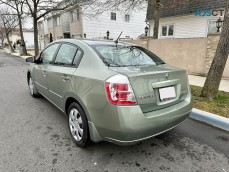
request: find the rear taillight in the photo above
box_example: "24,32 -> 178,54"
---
105,75 -> 137,105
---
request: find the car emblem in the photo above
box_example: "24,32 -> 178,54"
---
165,73 -> 170,80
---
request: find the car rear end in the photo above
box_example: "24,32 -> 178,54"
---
103,68 -> 192,145
85,41 -> 192,145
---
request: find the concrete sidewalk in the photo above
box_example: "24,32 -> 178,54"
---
4,49 -> 35,59
188,75 -> 229,92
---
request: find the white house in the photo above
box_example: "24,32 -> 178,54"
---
82,10 -> 146,39
147,0 -> 226,39
9,29 -> 34,49
38,2 -> 147,49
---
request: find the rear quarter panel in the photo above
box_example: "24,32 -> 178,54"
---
64,42 -> 118,122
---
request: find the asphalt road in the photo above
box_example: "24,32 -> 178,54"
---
0,50 -> 228,172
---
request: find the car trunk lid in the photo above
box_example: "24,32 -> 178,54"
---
109,64 -> 189,113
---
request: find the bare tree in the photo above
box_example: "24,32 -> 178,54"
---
81,0 -> 146,16
0,0 -> 27,55
0,25 -> 5,46
23,0 -> 148,56
0,8 -> 19,52
82,0 -> 160,38
24,0 -> 81,56
201,0 -> 229,100
23,0 -> 158,55
148,0 -> 162,39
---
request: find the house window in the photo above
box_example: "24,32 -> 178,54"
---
54,16 -> 61,27
125,14 -> 130,22
47,19 -> 53,28
208,20 -> 221,34
161,25 -> 174,37
111,12 -> 116,20
71,9 -> 80,22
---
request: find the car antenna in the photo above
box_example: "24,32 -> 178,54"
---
114,31 -> 123,48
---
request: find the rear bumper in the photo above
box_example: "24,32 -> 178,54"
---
105,117 -> 189,146
100,92 -> 192,145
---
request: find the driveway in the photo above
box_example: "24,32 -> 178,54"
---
0,50 -> 228,172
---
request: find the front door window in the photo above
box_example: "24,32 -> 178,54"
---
41,44 -> 60,64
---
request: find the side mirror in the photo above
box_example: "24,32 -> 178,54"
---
26,56 -> 35,63
35,52 -> 43,64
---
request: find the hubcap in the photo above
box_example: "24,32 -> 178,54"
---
69,108 -> 83,141
29,77 -> 34,95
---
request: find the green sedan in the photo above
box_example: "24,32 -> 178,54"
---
26,39 -> 192,147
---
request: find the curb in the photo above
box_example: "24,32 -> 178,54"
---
4,49 -> 22,57
190,108 -> 229,132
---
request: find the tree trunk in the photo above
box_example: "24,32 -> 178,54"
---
33,14 -> 39,56
201,1 -> 229,100
153,4 -> 160,39
148,0 -> 160,39
1,38 -> 4,47
18,13 -> 27,55
6,32 -> 15,53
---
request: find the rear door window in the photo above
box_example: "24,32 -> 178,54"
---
73,49 -> 83,65
54,44 -> 78,65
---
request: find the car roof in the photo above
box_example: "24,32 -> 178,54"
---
53,39 -> 133,46
82,39 -> 125,45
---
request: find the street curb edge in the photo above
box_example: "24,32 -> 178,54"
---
190,108 -> 229,132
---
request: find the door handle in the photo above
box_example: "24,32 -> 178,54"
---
43,71 -> 47,77
62,75 -> 69,81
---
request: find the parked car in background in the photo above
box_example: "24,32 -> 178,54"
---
26,39 -> 192,147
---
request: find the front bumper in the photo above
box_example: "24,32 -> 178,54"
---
90,92 -> 192,145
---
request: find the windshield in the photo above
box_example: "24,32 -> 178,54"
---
90,44 -> 165,67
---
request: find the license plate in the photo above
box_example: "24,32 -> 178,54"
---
159,86 -> 176,101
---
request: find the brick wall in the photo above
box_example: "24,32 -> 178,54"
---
48,26 -> 63,40
70,9 -> 83,38
70,21 -> 83,37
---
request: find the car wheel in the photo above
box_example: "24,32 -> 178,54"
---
68,102 -> 91,147
29,75 -> 40,97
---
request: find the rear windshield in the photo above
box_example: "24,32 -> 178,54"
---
90,44 -> 165,67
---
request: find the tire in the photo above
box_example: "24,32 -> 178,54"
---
28,75 -> 40,97
68,102 -> 91,147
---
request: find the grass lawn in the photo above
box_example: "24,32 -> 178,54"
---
191,86 -> 229,119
